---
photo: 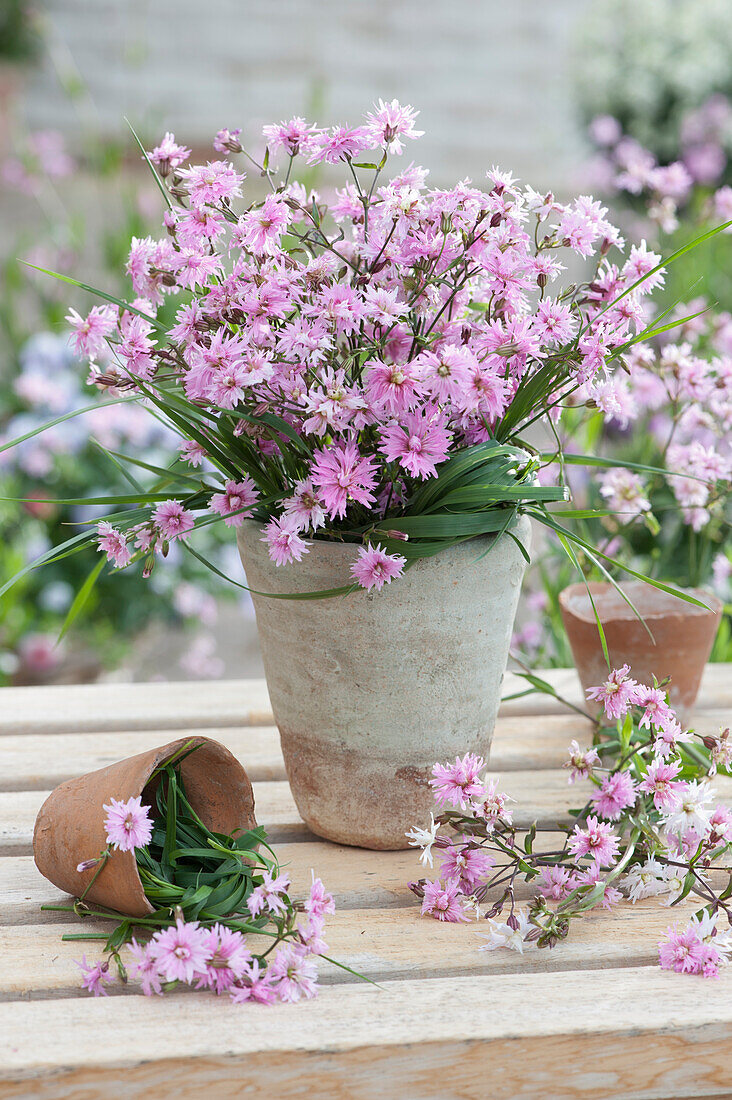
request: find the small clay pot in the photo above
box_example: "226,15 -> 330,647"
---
559,581 -> 722,718
33,737 -> 257,918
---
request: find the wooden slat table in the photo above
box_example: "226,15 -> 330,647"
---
1,666 -> 731,1100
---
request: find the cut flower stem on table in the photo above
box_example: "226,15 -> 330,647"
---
409,667 -> 732,979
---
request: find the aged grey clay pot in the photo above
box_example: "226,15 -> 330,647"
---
237,515 -> 531,850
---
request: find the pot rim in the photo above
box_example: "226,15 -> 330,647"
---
558,581 -> 723,624
237,511 -> 531,555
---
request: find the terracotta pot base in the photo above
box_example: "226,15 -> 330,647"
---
33,737 -> 257,918
559,582 -> 722,719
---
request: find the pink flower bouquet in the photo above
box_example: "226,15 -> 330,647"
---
6,99 -> 717,602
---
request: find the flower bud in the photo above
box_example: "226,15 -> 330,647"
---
76,857 -> 101,873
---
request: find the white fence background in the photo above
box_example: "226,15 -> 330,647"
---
19,0 -> 587,190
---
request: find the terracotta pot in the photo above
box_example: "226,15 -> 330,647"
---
237,515 -> 531,850
33,737 -> 257,918
559,581 -> 722,718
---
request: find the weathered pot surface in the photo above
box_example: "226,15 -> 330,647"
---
237,515 -> 531,850
559,581 -> 722,718
33,736 -> 257,918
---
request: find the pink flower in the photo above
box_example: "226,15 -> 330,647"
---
420,878 -> 470,922
174,249 -> 223,291
103,796 -> 153,852
537,864 -> 577,900
66,305 -> 117,359
418,346 -> 474,404
430,753 -> 485,809
210,478 -> 259,527
179,160 -> 244,205
533,297 -> 577,346
148,131 -> 191,173
262,117 -> 320,158
247,869 -> 291,918
304,874 -> 336,919
153,500 -> 196,542
592,770 -> 637,821
230,959 -> 279,1004
297,913 -> 328,956
379,406 -> 452,480
471,777 -> 513,825
149,918 -> 209,985
282,479 -> 326,532
437,841 -> 494,892
709,804 -> 732,841
350,543 -> 406,592
564,739 -> 600,784
179,440 -> 207,467
268,944 -> 319,1002
599,469 -> 650,517
311,442 -> 378,519
568,815 -> 620,867
658,924 -> 708,975
652,718 -> 692,759
365,99 -> 423,154
622,241 -> 665,293
261,515 -> 310,566
196,924 -> 252,994
213,128 -> 242,154
127,938 -> 163,997
365,358 -> 425,414
636,687 -> 676,732
235,194 -> 291,255
75,956 -> 114,997
638,757 -> 684,813
96,521 -> 132,568
586,664 -> 642,722
577,863 -> 622,909
308,126 -> 371,165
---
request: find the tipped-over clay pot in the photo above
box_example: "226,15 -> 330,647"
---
33,736 -> 257,918
559,581 -> 722,719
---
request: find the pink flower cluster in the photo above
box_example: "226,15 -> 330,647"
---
411,670 -> 732,976
659,913 -> 732,979
76,875 -> 334,1003
588,103 -> 732,232
69,103 -> 658,590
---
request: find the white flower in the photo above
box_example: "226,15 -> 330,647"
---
405,814 -> 439,868
690,912 -> 732,965
661,780 -> 715,836
622,857 -> 668,902
660,865 -> 686,906
476,910 -> 531,954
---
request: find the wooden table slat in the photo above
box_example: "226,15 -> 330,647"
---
0,664 -> 728,735
2,968 -> 732,1099
0,709 -> 728,792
